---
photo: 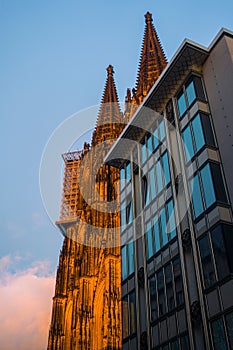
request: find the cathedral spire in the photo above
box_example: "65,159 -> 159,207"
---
92,65 -> 123,146
125,12 -> 167,115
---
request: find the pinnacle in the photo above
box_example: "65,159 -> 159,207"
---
145,11 -> 153,23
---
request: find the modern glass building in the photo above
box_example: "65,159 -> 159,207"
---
106,28 -> 233,350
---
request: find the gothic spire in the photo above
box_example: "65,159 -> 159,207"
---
133,12 -> 167,105
92,65 -> 123,146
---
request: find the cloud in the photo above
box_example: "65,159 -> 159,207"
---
0,255 -> 55,350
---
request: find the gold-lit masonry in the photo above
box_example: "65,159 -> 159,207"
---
47,12 -> 167,350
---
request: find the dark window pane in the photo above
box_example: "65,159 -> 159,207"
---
157,270 -> 166,316
165,264 -> 175,311
182,125 -> 194,162
190,175 -> 204,218
129,291 -> 136,334
211,225 -> 230,280
181,335 -> 190,350
122,246 -> 127,280
126,200 -> 133,224
121,202 -> 126,227
186,80 -> 196,106
199,235 -> 215,288
211,318 -> 227,350
193,76 -> 206,101
222,225 -> 233,272
225,312 -> 233,349
201,114 -> 216,146
210,163 -> 228,204
153,215 -> 161,252
142,175 -> 149,207
149,275 -> 157,321
200,163 -> 216,209
192,113 -> 205,152
122,295 -> 129,338
177,91 -> 186,117
146,222 -> 154,259
128,241 -> 135,275
173,258 -> 184,306
162,152 -> 171,186
171,339 -> 179,350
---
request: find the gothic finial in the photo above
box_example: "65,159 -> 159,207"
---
107,65 -> 114,77
145,11 -> 153,23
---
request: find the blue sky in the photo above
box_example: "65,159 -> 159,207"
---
0,1 -> 233,347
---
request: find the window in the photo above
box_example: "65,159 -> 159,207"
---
190,174 -> 204,218
122,291 -> 137,339
157,270 -> 166,316
173,258 -> 184,306
121,241 -> 135,280
141,141 -> 147,164
225,312 -> 233,349
142,175 -> 150,207
177,76 -> 206,117
145,200 -> 177,259
120,167 -> 125,191
121,196 -> 133,228
198,225 -> 233,289
149,275 -> 157,321
182,113 -> 215,162
156,160 -> 163,193
146,222 -> 154,259
126,162 -> 131,182
189,162 -> 228,219
211,318 -> 227,350
199,235 -> 215,288
162,152 -> 171,186
165,264 -> 175,312
126,200 -> 133,224
149,167 -> 156,200
200,163 -> 216,208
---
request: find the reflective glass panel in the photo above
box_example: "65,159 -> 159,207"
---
128,241 -> 135,275
146,222 -> 153,259
200,163 -> 216,209
177,91 -> 186,117
186,80 -> 196,106
156,160 -> 163,193
147,135 -> 153,156
120,167 -> 125,191
157,270 -> 166,316
162,152 -> 171,186
182,125 -> 194,162
159,120 -> 165,141
165,264 -> 175,311
149,167 -> 156,200
190,175 -> 204,218
160,207 -> 168,246
122,245 -> 127,280
167,199 -> 176,239
192,114 -> 205,152
153,128 -> 159,150
141,142 -> 147,164
126,162 -> 131,182
153,215 -> 161,253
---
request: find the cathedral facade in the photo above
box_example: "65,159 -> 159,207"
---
47,12 -> 166,350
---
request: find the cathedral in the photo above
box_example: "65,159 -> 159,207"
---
47,12 -> 167,350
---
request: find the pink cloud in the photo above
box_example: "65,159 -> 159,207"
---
0,256 -> 55,350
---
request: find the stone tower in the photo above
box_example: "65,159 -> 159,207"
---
125,12 -> 167,122
47,65 -> 124,350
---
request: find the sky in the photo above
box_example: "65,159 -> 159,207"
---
1,0 -> 233,349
